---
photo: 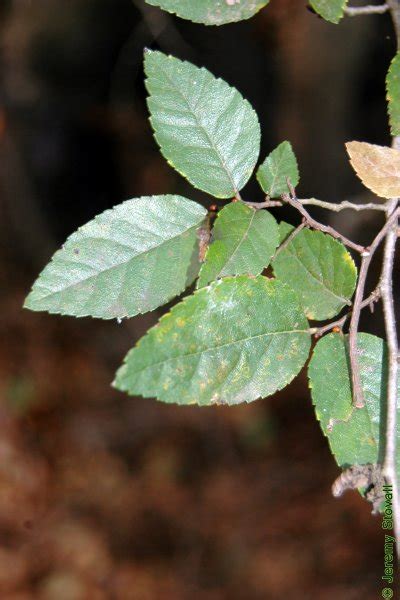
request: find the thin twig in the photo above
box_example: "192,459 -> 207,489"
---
311,287 -> 381,338
245,199 -> 283,209
344,4 -> 389,16
235,191 -> 243,202
361,285 -> 382,313
310,314 -> 348,338
282,180 -> 391,408
281,182 -> 397,408
272,220 -> 307,259
281,191 -> 366,254
348,255 -> 373,408
383,2 -> 400,558
380,2 -> 400,560
245,197 -> 386,212
388,0 -> 400,47
300,198 -> 387,212
381,199 -> 400,554
348,206 -> 400,408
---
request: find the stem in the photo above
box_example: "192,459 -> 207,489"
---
348,207 -> 400,408
348,254 -> 371,408
281,192 -> 366,253
245,199 -> 282,209
272,220 -> 306,258
384,0 -> 400,560
245,198 -> 386,212
300,198 -> 386,212
311,287 -> 381,338
344,4 -> 389,16
310,314 -> 348,337
388,0 -> 400,46
381,199 -> 400,554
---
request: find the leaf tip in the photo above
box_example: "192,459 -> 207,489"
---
23,290 -> 37,312
345,140 -> 357,154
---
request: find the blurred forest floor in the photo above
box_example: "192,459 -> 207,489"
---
0,0 -> 396,597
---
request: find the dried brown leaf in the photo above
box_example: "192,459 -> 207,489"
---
345,141 -> 400,199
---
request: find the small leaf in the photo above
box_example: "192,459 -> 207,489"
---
145,0 -> 269,25
387,52 -> 400,136
308,333 -> 400,472
197,203 -> 279,288
145,50 -> 261,198
114,276 -> 311,406
310,0 -> 347,24
24,195 -> 207,319
257,141 -> 299,198
346,141 -> 400,199
272,229 -> 357,320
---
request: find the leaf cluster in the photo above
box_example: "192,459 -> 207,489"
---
26,51 -> 360,410
24,2 -> 400,506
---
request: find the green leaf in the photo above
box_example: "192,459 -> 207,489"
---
278,221 -> 294,244
256,141 -> 299,198
24,195 -> 207,320
310,0 -> 348,23
145,0 -> 269,25
197,203 -> 279,288
308,333 -> 400,472
114,276 -> 311,405
144,51 -> 261,198
387,52 -> 400,137
272,229 -> 357,320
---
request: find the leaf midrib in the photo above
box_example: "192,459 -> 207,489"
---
267,148 -> 289,195
214,209 -> 257,278
125,327 -> 310,376
282,246 -> 350,305
361,151 -> 400,180
30,222 -> 201,301
157,62 -> 239,196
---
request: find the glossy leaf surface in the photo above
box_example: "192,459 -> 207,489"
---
309,333 -> 400,471
257,141 -> 299,198
387,52 -> 400,136
146,0 -> 269,25
197,203 -> 279,287
25,195 -> 206,319
310,0 -> 347,23
272,229 -> 357,320
115,276 -> 311,405
145,51 -> 260,198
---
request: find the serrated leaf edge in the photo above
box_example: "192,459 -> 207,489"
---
272,229 -> 357,320
113,275 -> 311,404
144,50 -> 261,199
386,52 -> 400,137
24,195 -> 207,320
145,0 -> 269,26
256,141 -> 299,198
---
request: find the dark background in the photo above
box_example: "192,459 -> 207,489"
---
0,1 -> 397,598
